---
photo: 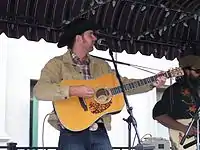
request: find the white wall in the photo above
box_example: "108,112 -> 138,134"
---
0,34 -> 179,147
0,34 -> 10,146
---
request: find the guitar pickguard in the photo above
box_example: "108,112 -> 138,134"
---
89,100 -> 112,114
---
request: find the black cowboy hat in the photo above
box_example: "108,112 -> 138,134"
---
57,18 -> 100,48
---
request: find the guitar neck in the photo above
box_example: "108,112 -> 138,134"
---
110,71 -> 170,95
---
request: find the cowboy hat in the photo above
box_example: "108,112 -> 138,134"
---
57,18 -> 100,48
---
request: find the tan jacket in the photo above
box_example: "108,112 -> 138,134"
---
33,50 -> 154,131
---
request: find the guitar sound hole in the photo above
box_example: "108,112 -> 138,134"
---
95,88 -> 110,103
96,88 -> 109,97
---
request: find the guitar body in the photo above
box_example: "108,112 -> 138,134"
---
53,73 -> 125,131
169,119 -> 196,150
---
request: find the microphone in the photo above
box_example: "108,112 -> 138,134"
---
96,38 -> 108,48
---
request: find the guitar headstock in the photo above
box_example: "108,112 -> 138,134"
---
167,67 -> 184,78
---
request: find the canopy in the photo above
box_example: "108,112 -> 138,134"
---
1,0 -> 200,60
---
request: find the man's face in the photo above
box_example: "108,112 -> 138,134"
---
189,68 -> 200,78
185,68 -> 200,86
81,30 -> 97,52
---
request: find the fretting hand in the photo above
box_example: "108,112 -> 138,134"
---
152,72 -> 167,88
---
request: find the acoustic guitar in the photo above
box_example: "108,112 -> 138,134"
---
53,68 -> 184,131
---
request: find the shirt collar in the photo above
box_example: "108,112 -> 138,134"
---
70,50 -> 90,65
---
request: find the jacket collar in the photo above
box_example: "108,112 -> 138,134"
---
62,49 -> 95,65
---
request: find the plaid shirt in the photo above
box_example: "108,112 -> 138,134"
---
71,51 -> 91,80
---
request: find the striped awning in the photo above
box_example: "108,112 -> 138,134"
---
1,0 -> 200,60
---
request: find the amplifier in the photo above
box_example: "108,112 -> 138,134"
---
141,137 -> 170,150
135,143 -> 155,150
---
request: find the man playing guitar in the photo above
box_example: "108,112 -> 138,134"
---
153,55 -> 200,150
34,18 -> 167,150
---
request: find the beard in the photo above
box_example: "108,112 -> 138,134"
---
186,75 -> 200,88
83,42 -> 94,53
89,46 -> 94,52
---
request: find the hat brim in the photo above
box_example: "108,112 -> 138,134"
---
57,19 -> 100,48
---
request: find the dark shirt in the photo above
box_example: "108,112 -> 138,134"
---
153,80 -> 200,120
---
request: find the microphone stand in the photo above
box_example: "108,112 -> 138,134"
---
91,55 -> 163,73
108,49 -> 143,150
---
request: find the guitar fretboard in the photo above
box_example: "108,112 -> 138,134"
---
110,71 -> 170,95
